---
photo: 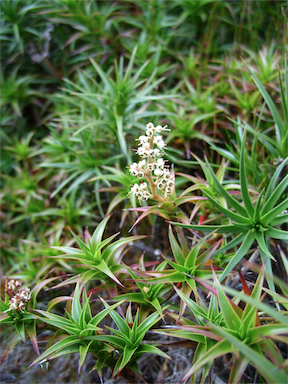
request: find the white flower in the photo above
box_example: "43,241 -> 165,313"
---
162,169 -> 171,180
18,301 -> 25,311
130,181 -> 150,201
131,183 -> 140,195
146,128 -> 154,137
7,280 -> 16,291
9,297 -> 18,310
155,125 -> 163,132
153,148 -> 161,157
129,162 -> 138,176
137,142 -> 150,157
8,286 -> 30,312
137,135 -> 149,145
128,122 -> 174,202
155,124 -> 169,133
165,187 -> 173,195
166,178 -> 174,188
140,182 -> 148,190
154,169 -> 164,176
146,122 -> 154,130
153,136 -> 165,149
157,181 -> 165,190
137,146 -> 145,156
20,287 -> 31,300
156,158 -> 165,169
138,160 -> 146,168
142,191 -> 150,200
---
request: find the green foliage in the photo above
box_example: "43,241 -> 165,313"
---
172,133 -> 288,284
31,281 -> 127,374
93,300 -> 171,377
1,2 -> 287,383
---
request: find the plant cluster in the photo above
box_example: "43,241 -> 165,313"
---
1,1 -> 287,383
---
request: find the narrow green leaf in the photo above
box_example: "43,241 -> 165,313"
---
213,232 -> 246,257
203,190 -> 251,224
239,133 -> 254,216
261,197 -> 288,226
216,284 -> 242,331
137,311 -> 161,339
214,285 -> 287,324
89,299 -> 128,330
113,345 -> 137,377
49,171 -> 81,198
242,265 -> 264,319
279,66 -> 288,127
262,174 -> 288,215
133,344 -> 171,360
100,299 -> 130,336
219,230 -> 255,282
95,260 -> 123,287
26,321 -> 40,357
210,324 -> 287,384
247,65 -> 285,138
270,213 -> 288,226
78,342 -> 93,373
264,157 -> 288,202
15,321 -> 26,343
181,339 -> 231,382
229,354 -> 249,384
255,231 -> 276,261
174,286 -> 208,320
204,157 -> 248,217
103,235 -> 146,265
170,222 -> 244,234
30,336 -> 79,367
253,189 -> 264,223
71,281 -> 82,323
169,225 -> 186,265
91,215 -> 111,251
90,58 -> 116,98
68,228 -> 90,254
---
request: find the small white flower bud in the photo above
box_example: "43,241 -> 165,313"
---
166,179 -> 174,188
155,125 -> 163,132
138,135 -> 149,145
162,169 -> 171,180
153,148 -> 161,157
142,191 -> 150,200
154,169 -> 164,176
131,183 -> 140,195
129,162 -> 139,176
146,122 -> 154,130
146,128 -> 154,137
140,182 -> 148,190
153,136 -> 165,149
156,158 -> 165,169
138,160 -> 146,169
137,170 -> 144,178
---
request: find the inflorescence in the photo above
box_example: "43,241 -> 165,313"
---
6,279 -> 31,312
128,122 -> 174,202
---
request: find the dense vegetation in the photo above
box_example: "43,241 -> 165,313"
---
1,1 -> 287,383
